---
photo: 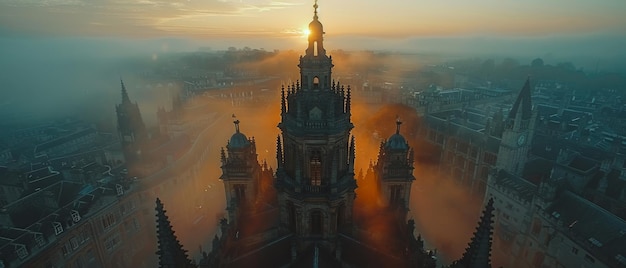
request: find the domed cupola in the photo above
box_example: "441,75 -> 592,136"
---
227,119 -> 251,150
385,119 -> 409,150
305,0 -> 326,58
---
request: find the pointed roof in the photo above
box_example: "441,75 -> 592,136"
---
386,118 -> 409,150
508,78 -> 532,120
454,197 -> 495,268
120,79 -> 131,104
155,198 -> 196,268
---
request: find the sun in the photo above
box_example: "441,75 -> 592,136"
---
302,27 -> 311,39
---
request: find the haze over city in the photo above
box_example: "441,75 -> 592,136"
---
1,1 -> 625,267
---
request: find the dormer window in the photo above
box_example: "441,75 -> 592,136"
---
116,184 -> 124,196
53,222 -> 63,235
71,210 -> 81,223
15,244 -> 28,259
35,234 -> 45,247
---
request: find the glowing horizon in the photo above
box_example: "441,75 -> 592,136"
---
0,0 -> 624,40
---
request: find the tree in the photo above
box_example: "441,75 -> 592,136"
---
531,58 -> 544,67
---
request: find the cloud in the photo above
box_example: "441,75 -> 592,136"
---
0,0 -> 304,37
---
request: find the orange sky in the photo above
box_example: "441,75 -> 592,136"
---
1,0 -> 624,40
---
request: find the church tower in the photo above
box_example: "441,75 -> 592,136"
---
220,119 -> 261,223
495,78 -> 536,176
116,79 -> 147,161
375,119 -> 415,218
275,1 -> 356,245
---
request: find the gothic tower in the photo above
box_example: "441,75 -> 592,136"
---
375,119 -> 415,218
116,79 -> 147,161
220,119 -> 261,223
495,78 -> 536,176
275,1 -> 356,245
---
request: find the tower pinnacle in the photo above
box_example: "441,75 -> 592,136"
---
313,0 -> 319,20
396,116 -> 402,134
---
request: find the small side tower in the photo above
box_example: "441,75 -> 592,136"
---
219,118 -> 262,223
116,79 -> 147,144
375,118 -> 415,219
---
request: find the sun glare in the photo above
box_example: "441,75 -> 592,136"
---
302,28 -> 311,38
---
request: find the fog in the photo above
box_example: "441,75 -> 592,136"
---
1,33 -> 623,266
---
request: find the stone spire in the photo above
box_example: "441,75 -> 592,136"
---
155,198 -> 196,268
453,197 -> 495,268
120,78 -> 131,103
507,78 -> 532,130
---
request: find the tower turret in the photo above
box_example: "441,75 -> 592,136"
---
220,119 -> 262,223
375,118 -> 415,218
496,78 -> 536,176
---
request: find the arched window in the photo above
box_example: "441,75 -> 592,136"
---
313,41 -> 318,56
313,76 -> 320,89
310,151 -> 322,186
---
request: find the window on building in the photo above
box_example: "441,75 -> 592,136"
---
70,237 -> 79,250
102,213 -> 117,230
15,245 -> 28,259
310,151 -> 322,186
116,184 -> 124,196
53,222 -> 63,235
35,234 -> 45,247
390,185 -> 403,206
313,76 -> 320,89
104,233 -> 121,252
71,210 -> 81,222
234,184 -> 246,202
62,243 -> 72,256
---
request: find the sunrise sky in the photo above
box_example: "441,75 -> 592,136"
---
1,0 -> 624,40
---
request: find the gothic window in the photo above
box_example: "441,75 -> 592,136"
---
234,184 -> 246,202
314,42 -> 318,56
310,151 -> 322,186
390,185 -> 403,206
313,76 -> 320,89
311,210 -> 322,235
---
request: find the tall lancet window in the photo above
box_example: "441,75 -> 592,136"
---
313,77 -> 320,89
314,41 -> 318,56
310,151 -> 322,186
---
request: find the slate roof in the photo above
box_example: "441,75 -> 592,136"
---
508,79 -> 532,121
548,191 -> 626,267
493,170 -> 537,203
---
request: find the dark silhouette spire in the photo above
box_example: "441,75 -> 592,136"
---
155,198 -> 196,268
346,85 -> 351,114
396,116 -> 402,134
453,197 -> 495,268
121,78 -> 131,103
276,135 -> 283,168
281,85 -> 286,114
508,78 -> 532,121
